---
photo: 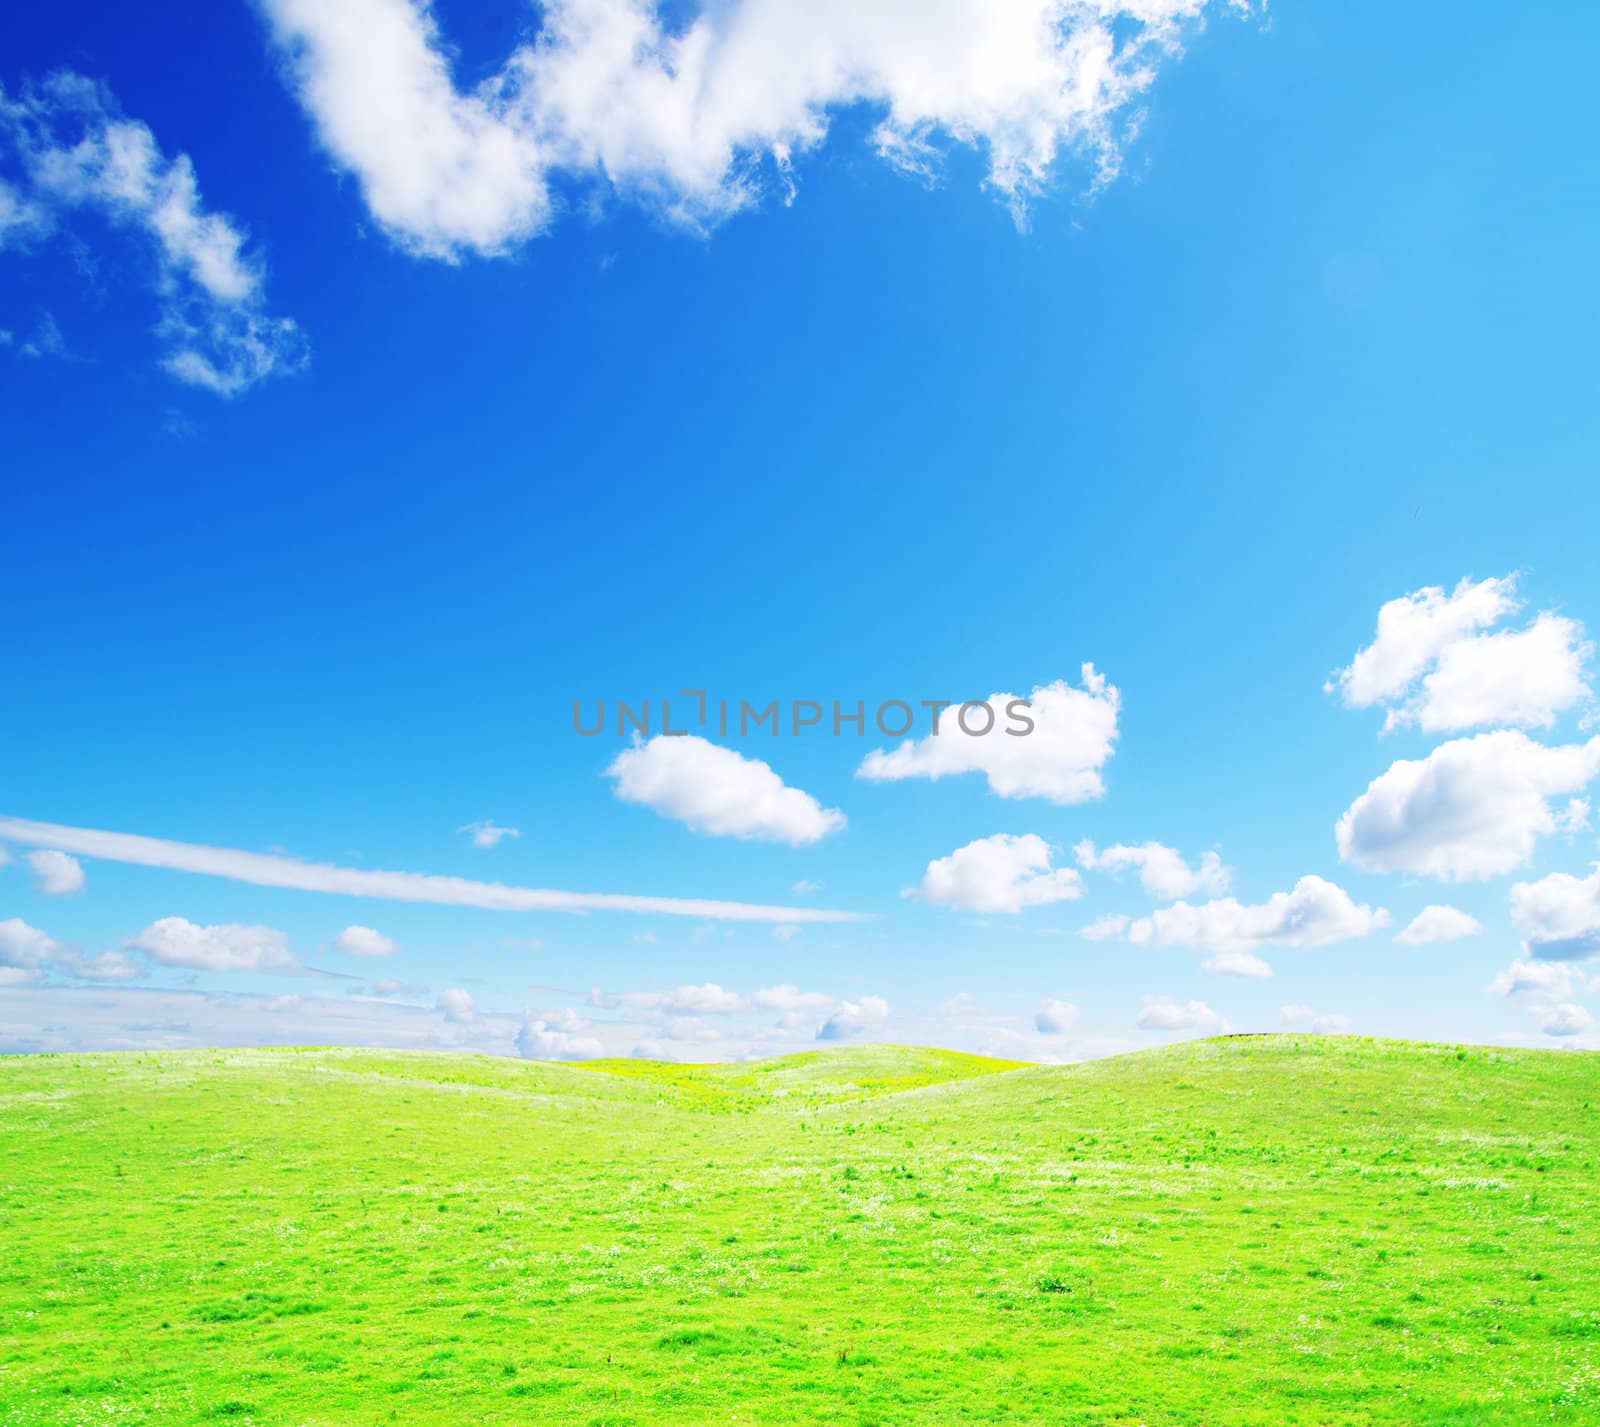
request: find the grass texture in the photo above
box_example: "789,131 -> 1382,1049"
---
1,1035 -> 1597,1424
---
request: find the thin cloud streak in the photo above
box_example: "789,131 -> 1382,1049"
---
0,815 -> 864,924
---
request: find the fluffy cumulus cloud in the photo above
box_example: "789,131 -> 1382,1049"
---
1487,959 -> 1589,999
749,984 -> 834,1012
1120,876 -> 1387,954
1539,1003 -> 1597,1038
1509,864 -> 1600,962
907,833 -> 1084,914
127,918 -> 301,973
1336,731 -> 1600,882
25,849 -> 85,896
1135,996 -> 1225,1032
1073,839 -> 1229,901
654,982 -> 746,1015
1394,905 -> 1484,947
436,987 -> 475,1021
517,1013 -> 604,1060
0,72 -> 307,394
334,924 -> 399,957
1034,998 -> 1079,1034
606,735 -> 845,846
859,667 -> 1119,804
817,995 -> 890,1041
1327,575 -> 1592,733
0,917 -> 138,986
0,916 -> 60,984
258,0 -> 1229,261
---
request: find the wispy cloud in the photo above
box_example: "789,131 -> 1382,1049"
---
0,814 -> 863,924
460,819 -> 520,848
0,71 -> 307,395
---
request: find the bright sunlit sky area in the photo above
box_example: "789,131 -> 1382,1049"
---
3,0 -> 1600,1062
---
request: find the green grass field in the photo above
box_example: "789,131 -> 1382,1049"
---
2,1036 -> 1597,1425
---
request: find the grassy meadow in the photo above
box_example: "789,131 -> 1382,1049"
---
1,1035 -> 1597,1424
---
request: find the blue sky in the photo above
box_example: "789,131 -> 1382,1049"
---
4,0 -> 1600,1062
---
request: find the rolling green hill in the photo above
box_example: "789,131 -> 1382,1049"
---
1,1036 -> 1597,1425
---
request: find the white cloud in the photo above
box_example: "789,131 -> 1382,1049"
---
1078,913 -> 1131,941
656,982 -> 745,1014
516,1015 -> 604,1060
1405,614 -> 1592,734
1329,576 -> 1518,708
1135,996 -> 1225,1032
817,995 -> 890,1041
590,980 -> 838,1016
1073,839 -> 1229,901
1312,1012 -> 1352,1034
1279,1003 -> 1316,1024
859,667 -> 1119,804
0,813 -> 861,924
792,880 -> 823,894
1336,732 -> 1600,881
0,917 -> 59,973
1327,575 -> 1592,733
907,833 -> 1083,914
258,0 -> 1223,260
1559,798 -> 1592,836
772,923 -> 800,942
437,987 -> 475,1021
1487,959 -> 1585,999
749,984 -> 835,1012
334,924 -> 399,957
1034,998 -> 1078,1034
25,849 -> 85,896
1394,905 -> 1484,946
127,917 -> 300,973
606,735 -> 845,846
460,819 -> 521,848
1201,949 -> 1272,978
1539,1003 -> 1596,1038
1509,864 -> 1600,962
0,72 -> 307,394
1120,876 -> 1387,953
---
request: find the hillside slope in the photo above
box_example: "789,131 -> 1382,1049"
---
1,1037 -> 1597,1425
